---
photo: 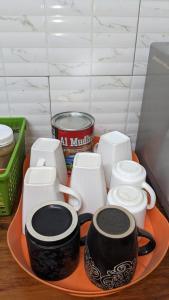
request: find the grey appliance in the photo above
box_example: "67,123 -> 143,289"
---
136,42 -> 169,218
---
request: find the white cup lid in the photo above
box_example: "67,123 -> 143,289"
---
0,125 -> 14,147
109,185 -> 145,207
116,160 -> 145,181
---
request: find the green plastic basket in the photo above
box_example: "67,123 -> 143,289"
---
0,117 -> 26,216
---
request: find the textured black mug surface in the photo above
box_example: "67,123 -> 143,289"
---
26,204 -> 92,281
26,224 -> 80,281
84,206 -> 156,290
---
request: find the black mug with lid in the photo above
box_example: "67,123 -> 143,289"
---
25,201 -> 92,281
84,205 -> 156,290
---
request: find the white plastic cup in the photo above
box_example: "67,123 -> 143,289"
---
95,131 -> 132,188
70,152 -> 107,214
107,185 -> 155,229
110,160 -> 156,210
30,138 -> 67,186
22,166 -> 82,234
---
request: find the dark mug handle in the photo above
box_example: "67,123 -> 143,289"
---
138,227 -> 156,256
78,213 -> 93,246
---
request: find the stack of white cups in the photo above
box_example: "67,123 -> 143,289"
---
22,138 -> 82,234
94,131 -> 156,229
69,131 -> 156,229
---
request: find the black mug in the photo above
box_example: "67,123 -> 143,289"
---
84,205 -> 156,290
25,201 -> 92,281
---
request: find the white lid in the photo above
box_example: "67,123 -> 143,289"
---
115,160 -> 146,182
108,185 -> 146,208
0,124 -> 14,147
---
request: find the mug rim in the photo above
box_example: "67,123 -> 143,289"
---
93,205 -> 136,239
26,201 -> 78,242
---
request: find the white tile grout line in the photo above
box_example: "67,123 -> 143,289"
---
0,75 -> 146,78
88,0 -> 95,114
0,74 -> 146,78
47,76 -> 52,121
0,48 -> 11,116
132,0 -> 142,76
43,0 -> 50,77
124,0 -> 142,136
43,0 -> 52,123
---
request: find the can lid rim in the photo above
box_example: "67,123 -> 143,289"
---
51,111 -> 95,131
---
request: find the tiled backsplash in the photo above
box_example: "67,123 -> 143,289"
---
134,0 -> 169,75
1,77 -> 51,149
0,0 -> 168,149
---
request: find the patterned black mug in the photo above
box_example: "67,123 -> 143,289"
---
26,201 -> 92,281
84,205 -> 156,290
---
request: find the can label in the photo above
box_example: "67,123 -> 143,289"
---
52,126 -> 94,173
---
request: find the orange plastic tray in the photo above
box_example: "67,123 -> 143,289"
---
7,147 -> 169,297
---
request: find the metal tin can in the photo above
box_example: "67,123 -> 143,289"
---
52,112 -> 95,173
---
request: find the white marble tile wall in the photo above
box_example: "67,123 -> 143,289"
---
0,0 -> 141,76
0,0 -> 169,149
4,77 -> 51,150
0,49 -> 4,76
91,76 -> 131,133
50,76 -> 91,114
92,0 -> 140,75
0,78 -> 9,115
126,76 -> 146,147
134,0 -> 169,75
50,75 -> 132,135
46,0 -> 140,76
46,0 -> 92,76
0,0 -> 47,76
